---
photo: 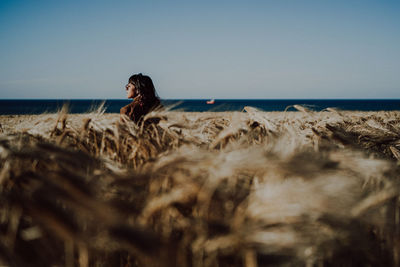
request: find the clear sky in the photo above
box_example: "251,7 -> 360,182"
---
0,0 -> 399,99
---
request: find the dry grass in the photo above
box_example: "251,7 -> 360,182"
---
1,106 -> 400,266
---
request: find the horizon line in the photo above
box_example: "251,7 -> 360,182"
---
1,98 -> 400,101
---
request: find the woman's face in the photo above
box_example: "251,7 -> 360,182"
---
125,82 -> 136,99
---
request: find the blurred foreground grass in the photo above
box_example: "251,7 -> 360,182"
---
1,107 -> 400,266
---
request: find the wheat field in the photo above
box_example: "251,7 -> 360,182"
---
1,106 -> 400,266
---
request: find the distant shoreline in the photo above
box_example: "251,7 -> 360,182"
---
1,99 -> 400,115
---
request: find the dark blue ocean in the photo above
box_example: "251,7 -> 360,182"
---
1,99 -> 400,115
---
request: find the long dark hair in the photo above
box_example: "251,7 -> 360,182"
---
128,73 -> 160,107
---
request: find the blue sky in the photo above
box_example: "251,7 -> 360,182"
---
0,0 -> 399,99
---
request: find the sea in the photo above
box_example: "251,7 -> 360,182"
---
1,99 -> 400,115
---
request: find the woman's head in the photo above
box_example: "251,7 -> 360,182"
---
125,73 -> 159,102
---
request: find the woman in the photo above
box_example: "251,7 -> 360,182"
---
120,73 -> 162,123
